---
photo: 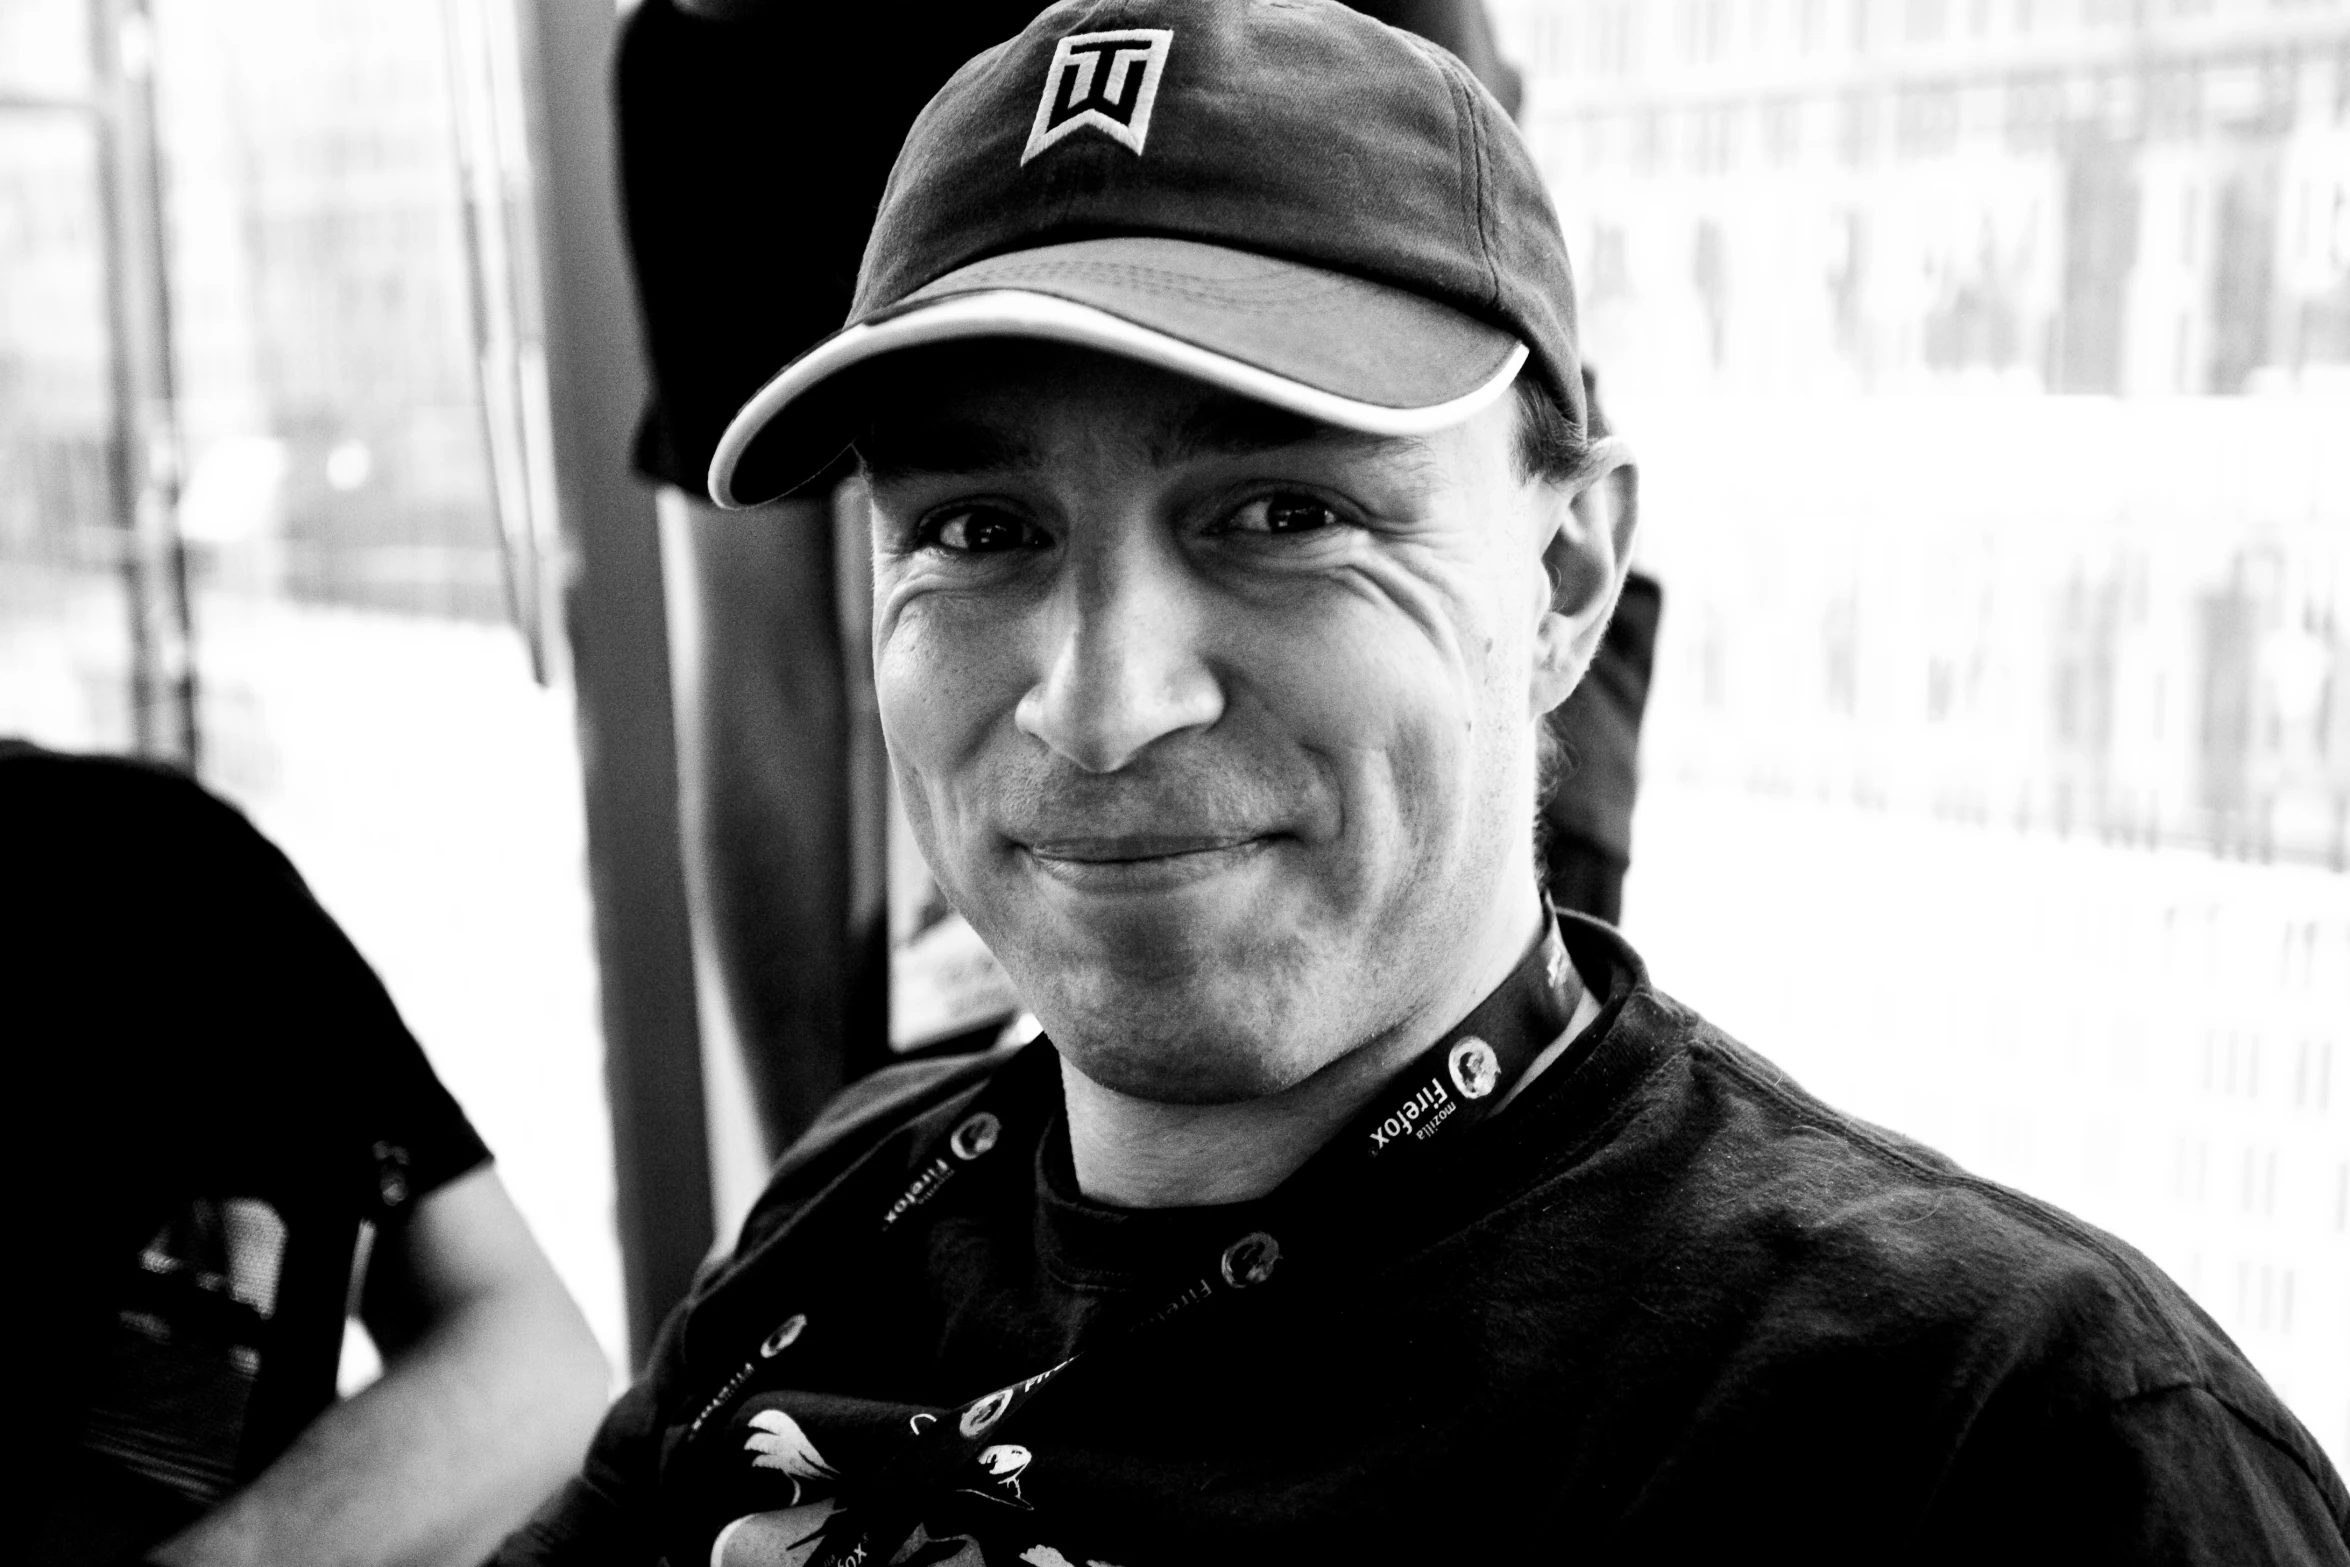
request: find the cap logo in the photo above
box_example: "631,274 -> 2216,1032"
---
1021,28 -> 1173,165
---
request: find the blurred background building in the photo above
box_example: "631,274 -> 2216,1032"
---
1489,0 -> 2350,1467
3,0 -> 2345,1468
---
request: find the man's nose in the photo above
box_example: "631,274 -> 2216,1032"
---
1014,544 -> 1224,773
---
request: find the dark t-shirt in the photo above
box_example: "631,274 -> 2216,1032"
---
498,916 -> 2349,1565
6,744 -> 492,1560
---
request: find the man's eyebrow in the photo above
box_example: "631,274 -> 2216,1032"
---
856,418 -> 1038,480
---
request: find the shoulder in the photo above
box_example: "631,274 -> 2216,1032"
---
2,742 -> 267,854
795,1048 -> 1017,1172
1644,1003 -> 2207,1377
1591,989 -> 2340,1492
731,1046 -> 1021,1249
1491,975 -> 2347,1536
1928,1373 -> 2350,1554
1,745 -> 310,942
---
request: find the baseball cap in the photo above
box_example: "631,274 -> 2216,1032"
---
708,0 -> 1586,508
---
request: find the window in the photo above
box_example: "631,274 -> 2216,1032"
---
0,0 -> 623,1376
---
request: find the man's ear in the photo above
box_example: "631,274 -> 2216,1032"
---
1532,436 -> 1640,715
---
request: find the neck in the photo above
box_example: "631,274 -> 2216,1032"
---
1061,882 -> 1549,1209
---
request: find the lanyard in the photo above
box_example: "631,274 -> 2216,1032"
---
696,915 -> 1583,1567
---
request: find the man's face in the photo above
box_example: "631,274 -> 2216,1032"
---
864,343 -> 1618,1105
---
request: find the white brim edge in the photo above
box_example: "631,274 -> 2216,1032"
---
707,289 -> 1531,508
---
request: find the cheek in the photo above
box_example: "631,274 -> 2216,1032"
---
1226,584 -> 1484,875
1316,554 -> 1537,883
874,597 -> 1027,870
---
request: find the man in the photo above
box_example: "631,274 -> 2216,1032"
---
8,744 -> 611,1565
503,2 -> 2350,1562
614,0 -> 1624,1157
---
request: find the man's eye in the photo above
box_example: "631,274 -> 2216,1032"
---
923,507 -> 1041,553
1227,494 -> 1341,535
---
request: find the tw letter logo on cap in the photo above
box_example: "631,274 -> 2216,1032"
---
1022,29 -> 1173,164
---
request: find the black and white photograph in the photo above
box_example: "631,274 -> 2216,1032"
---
6,0 -> 2348,1561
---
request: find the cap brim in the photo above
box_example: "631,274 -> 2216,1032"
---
707,237 -> 1529,508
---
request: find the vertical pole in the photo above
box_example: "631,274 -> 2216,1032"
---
514,0 -> 712,1368
92,0 -> 197,768
834,483 -> 894,1077
439,0 -> 542,685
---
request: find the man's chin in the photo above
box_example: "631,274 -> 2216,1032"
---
970,858 -> 1348,1098
1006,850 -> 1296,981
1055,1027 -> 1319,1107
1010,952 -> 1337,1106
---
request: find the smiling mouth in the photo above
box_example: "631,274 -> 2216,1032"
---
1018,833 -> 1277,891
1026,833 -> 1266,862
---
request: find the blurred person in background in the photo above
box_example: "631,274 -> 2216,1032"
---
500,3 -> 2346,1562
7,743 -> 610,1566
615,0 -> 1654,1158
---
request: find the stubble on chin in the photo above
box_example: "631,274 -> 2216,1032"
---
1015,937 -> 1341,1107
